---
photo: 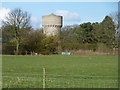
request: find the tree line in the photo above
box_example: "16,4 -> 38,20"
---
1,8 -> 119,55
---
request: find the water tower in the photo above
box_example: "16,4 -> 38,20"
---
42,13 -> 63,36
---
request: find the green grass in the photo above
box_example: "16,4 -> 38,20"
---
2,55 -> 118,88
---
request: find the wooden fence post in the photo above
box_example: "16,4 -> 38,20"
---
43,68 -> 46,89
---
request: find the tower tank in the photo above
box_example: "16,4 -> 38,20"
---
42,13 -> 63,36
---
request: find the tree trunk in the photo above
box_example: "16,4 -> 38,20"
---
113,48 -> 115,55
15,39 -> 19,55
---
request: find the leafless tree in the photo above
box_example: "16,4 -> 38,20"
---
110,12 -> 120,40
3,8 -> 31,55
110,12 -> 120,30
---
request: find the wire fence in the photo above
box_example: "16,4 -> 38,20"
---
2,72 -> 119,88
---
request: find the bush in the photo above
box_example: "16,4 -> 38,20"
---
41,36 -> 60,54
96,43 -> 113,53
61,43 -> 97,51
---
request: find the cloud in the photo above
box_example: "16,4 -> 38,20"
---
0,8 -> 10,27
31,16 -> 41,29
31,16 -> 38,23
54,10 -> 80,22
0,8 -> 10,21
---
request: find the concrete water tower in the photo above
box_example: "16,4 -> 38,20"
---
42,13 -> 63,36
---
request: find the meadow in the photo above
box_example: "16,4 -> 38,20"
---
2,55 -> 118,88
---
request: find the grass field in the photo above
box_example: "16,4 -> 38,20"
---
2,55 -> 118,88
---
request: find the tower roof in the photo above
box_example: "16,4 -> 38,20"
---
50,13 -> 56,16
43,13 -> 62,17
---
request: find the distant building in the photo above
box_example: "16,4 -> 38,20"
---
42,13 -> 63,36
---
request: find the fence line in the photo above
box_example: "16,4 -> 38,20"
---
2,76 -> 119,82
2,76 -> 41,79
3,83 -> 118,88
2,72 -> 119,77
2,72 -> 119,88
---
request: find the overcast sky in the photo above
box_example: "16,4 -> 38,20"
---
0,2 -> 118,29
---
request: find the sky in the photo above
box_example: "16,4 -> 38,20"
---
0,2 -> 118,29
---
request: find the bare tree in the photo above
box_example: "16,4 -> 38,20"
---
110,12 -> 120,37
110,12 -> 118,25
3,8 -> 31,55
110,12 -> 120,32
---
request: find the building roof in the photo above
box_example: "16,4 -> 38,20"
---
42,13 -> 62,17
